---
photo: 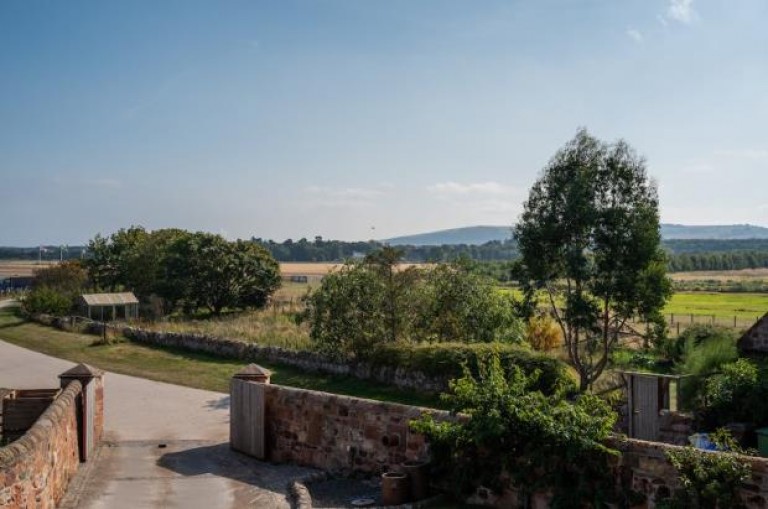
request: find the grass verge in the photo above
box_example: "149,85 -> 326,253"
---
0,305 -> 440,408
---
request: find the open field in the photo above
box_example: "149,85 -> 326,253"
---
669,268 -> 768,282
0,305 -> 440,407
0,260 -> 58,278
664,292 -> 768,319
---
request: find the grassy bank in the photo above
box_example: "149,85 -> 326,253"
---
0,306 -> 440,408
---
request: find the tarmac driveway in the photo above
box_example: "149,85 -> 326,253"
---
0,337 -> 314,508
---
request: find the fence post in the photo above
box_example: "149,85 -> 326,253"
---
677,323 -> 680,337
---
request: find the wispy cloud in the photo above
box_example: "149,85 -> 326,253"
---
303,184 -> 392,208
626,28 -> 644,43
713,149 -> 768,161
427,181 -> 523,217
666,0 -> 696,24
427,181 -> 518,197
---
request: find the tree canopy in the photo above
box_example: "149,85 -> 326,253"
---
85,227 -> 281,316
515,129 -> 671,391
303,249 -> 523,359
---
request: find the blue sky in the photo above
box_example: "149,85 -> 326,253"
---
1,0 -> 767,245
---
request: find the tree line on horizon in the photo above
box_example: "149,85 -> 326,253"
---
6,238 -> 768,275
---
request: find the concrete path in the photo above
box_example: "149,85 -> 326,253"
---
0,327 -> 314,508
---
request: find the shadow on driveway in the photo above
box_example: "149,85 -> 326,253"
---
157,441 -> 315,494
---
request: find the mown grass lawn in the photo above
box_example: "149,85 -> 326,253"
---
0,305 -> 441,408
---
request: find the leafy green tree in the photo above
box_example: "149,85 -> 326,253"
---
364,246 -> 420,343
85,227 -> 280,316
303,260 -> 389,359
515,129 -> 672,391
85,226 -> 149,291
164,233 -> 280,315
415,260 -> 523,343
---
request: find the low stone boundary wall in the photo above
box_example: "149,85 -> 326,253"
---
0,382 -> 82,508
262,383 -> 451,473
232,370 -> 768,508
33,314 -> 448,393
615,438 -> 768,508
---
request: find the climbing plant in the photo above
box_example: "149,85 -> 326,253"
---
661,429 -> 751,509
410,352 -> 618,507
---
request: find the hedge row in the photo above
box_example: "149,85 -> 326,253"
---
367,341 -> 575,395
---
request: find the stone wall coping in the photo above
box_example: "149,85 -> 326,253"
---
0,379 -> 82,468
263,382 -> 453,417
610,435 -> 768,468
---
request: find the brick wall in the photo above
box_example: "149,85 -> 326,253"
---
247,382 -> 768,508
0,381 -> 82,508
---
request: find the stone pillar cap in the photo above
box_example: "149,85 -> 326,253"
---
59,363 -> 104,379
233,363 -> 271,380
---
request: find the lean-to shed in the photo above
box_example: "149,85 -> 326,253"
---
79,292 -> 139,320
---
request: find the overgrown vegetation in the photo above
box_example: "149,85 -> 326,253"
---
303,250 -> 523,360
411,353 -> 617,507
369,342 -> 575,394
661,429 -> 751,509
697,359 -> 768,430
23,261 -> 88,315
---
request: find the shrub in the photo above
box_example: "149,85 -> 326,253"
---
699,359 -> 768,428
662,429 -> 751,509
410,353 -> 617,506
368,341 -> 576,395
678,326 -> 739,408
23,287 -> 73,316
305,254 -> 528,359
526,314 -> 564,351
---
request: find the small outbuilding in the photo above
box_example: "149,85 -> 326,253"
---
737,312 -> 768,354
79,292 -> 139,321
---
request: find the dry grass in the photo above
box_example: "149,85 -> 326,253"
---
141,309 -> 313,350
670,268 -> 768,282
0,260 -> 59,278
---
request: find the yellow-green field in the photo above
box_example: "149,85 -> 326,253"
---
663,292 -> 768,319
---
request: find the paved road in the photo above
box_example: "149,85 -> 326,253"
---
0,310 -> 314,508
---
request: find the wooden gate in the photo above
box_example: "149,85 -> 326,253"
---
230,378 -> 266,459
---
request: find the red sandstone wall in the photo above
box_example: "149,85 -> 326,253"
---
257,383 -> 768,508
615,437 -> 768,509
0,382 -> 82,509
262,384 -> 448,473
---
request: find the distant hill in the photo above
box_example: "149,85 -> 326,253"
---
384,224 -> 768,246
660,224 -> 768,240
385,226 -> 513,246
